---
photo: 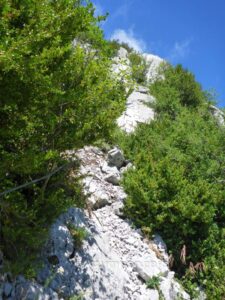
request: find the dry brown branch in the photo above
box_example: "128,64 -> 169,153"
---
180,244 -> 186,265
169,254 -> 174,269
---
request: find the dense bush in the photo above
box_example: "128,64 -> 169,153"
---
0,0 -> 125,276
128,51 -> 149,84
118,64 -> 225,299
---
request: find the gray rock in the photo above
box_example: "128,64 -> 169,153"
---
136,85 -> 149,94
101,162 -> 121,184
104,172 -> 121,185
13,279 -> 59,300
3,283 -> 12,297
120,162 -> 134,174
39,208 -> 129,299
160,274 -> 190,300
89,189 -> 111,209
143,53 -> 164,83
107,147 -> 125,168
134,255 -> 168,281
210,105 -> 224,125
117,47 -> 128,59
117,88 -> 155,133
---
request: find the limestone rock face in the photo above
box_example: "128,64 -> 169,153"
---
210,105 -> 225,125
75,146 -> 127,209
143,53 -> 164,83
0,276 -> 59,300
117,87 -> 155,133
38,207 -> 129,300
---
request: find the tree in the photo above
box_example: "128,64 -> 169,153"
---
0,0 -> 125,275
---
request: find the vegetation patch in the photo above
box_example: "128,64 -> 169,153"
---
117,64 -> 225,299
67,224 -> 89,249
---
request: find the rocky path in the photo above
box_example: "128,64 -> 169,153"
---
0,146 -> 190,300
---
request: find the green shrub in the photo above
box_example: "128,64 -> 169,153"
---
0,0 -> 125,276
67,224 -> 89,249
129,51 -> 149,84
146,275 -> 161,289
118,64 -> 225,299
107,40 -> 133,57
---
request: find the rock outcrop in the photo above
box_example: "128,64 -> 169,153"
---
143,53 -> 164,83
117,85 -> 155,133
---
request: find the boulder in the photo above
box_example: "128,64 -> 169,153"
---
134,254 -> 169,281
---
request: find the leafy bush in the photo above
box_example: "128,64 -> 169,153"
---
118,64 -> 225,299
107,40 -> 134,57
128,52 -> 149,84
0,0 -> 125,276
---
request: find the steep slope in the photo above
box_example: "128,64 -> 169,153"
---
0,49 -> 191,300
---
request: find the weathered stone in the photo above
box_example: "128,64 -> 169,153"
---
88,190 -> 111,209
117,47 -> 128,59
3,283 -> 12,297
120,162 -> 134,174
160,274 -> 190,300
117,89 -> 155,133
136,85 -> 149,94
134,255 -> 168,281
104,172 -> 121,185
39,208 -> 129,299
13,278 -> 59,300
107,147 -> 125,168
210,105 -> 224,125
143,53 -> 164,83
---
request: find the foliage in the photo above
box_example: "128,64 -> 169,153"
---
128,51 -> 148,84
117,64 -> 225,299
0,0 -> 125,276
67,223 -> 89,248
107,40 -> 133,57
146,275 -> 161,289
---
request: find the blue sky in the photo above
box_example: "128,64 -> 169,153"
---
94,0 -> 225,107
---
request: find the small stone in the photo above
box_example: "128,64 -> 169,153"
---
104,173 -> 121,185
107,148 -> 125,168
134,256 -> 168,281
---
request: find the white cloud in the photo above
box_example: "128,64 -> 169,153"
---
169,39 -> 192,61
110,29 -> 146,53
